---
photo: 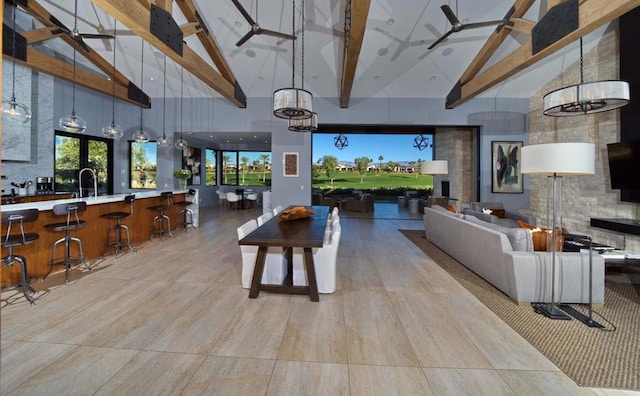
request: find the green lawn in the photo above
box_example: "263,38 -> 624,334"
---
313,171 -> 433,190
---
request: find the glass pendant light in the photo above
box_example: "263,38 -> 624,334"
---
273,0 -> 313,120
102,19 -> 123,139
157,54 -> 172,148
133,39 -> 151,143
59,0 -> 87,133
174,66 -> 188,150
1,2 -> 31,124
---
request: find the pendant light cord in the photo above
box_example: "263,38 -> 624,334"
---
71,0 -> 79,116
301,0 -> 305,90
291,0 -> 296,88
579,37 -> 584,84
180,65 -> 184,140
162,54 -> 167,138
110,20 -> 117,124
10,3 -> 17,101
139,40 -> 144,129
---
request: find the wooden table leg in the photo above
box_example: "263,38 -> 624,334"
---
303,247 -> 319,302
249,246 -> 268,298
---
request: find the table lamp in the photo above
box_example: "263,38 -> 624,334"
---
521,142 -> 595,320
420,160 -> 448,196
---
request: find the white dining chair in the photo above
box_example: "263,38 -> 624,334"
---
237,219 -> 287,288
226,192 -> 241,210
257,212 -> 273,226
216,190 -> 227,209
272,205 -> 284,216
246,192 -> 258,209
292,223 -> 341,293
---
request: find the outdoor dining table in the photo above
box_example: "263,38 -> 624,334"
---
238,205 -> 329,302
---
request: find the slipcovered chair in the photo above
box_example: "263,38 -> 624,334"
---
272,205 -> 284,216
292,223 -> 342,293
216,190 -> 227,209
257,212 -> 273,226
236,219 -> 287,288
245,192 -> 258,208
345,193 -> 374,212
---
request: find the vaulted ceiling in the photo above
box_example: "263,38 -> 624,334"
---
4,0 -> 638,112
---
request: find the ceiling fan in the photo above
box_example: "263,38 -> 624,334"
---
231,0 -> 296,47
428,4 -> 514,50
54,0 -> 114,52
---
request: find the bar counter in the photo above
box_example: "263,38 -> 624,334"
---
1,190 -> 192,286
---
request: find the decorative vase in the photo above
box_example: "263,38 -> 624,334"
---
179,179 -> 187,190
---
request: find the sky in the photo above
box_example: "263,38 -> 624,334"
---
312,134 -> 434,164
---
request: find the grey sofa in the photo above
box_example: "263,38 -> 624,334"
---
467,201 -> 537,226
423,206 -> 604,305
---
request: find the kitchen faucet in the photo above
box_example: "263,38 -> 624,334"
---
79,168 -> 98,198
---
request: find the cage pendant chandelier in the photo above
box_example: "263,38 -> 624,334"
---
543,38 -> 629,116
273,0 -> 313,120
289,0 -> 317,132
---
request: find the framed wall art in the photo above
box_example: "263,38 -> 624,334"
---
283,152 -> 299,177
491,141 -> 523,193
183,146 -> 202,185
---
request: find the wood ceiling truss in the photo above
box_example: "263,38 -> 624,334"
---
446,0 -> 640,109
92,0 -> 246,107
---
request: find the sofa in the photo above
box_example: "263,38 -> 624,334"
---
423,206 -> 604,304
467,201 -> 537,227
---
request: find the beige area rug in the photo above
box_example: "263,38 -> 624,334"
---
400,229 -> 640,391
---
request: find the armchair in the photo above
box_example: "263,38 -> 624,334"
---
345,193 -> 374,212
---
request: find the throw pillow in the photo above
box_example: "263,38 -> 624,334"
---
517,220 -> 563,251
446,204 -> 457,213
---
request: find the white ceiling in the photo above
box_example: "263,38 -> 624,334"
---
20,0 -> 610,102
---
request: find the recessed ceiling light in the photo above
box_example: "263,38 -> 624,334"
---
149,77 -> 155,82
377,48 -> 388,56
107,77 -> 112,81
210,135 -> 213,138
239,137 -> 243,140
306,19 -> 313,26
386,18 -> 394,25
264,140 -> 268,143
373,75 -> 380,80
245,49 -> 256,58
429,76 -> 436,80
188,132 -> 193,135
258,76 -> 264,81
234,21 -> 242,27
226,140 -> 230,143
312,75 -> 318,80
253,135 -> 257,138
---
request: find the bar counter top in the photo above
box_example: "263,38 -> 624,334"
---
0,190 -> 188,212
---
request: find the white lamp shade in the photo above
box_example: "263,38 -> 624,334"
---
521,143 -> 595,175
420,160 -> 448,175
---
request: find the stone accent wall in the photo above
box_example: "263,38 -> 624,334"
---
528,24 -> 639,251
435,127 -> 474,210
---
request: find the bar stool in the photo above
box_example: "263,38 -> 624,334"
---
1,209 -> 39,305
45,201 -> 90,282
147,191 -> 174,240
101,195 -> 136,258
175,189 -> 197,231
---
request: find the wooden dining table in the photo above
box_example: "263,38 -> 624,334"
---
238,205 -> 329,302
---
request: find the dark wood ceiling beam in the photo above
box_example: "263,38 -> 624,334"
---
10,48 -> 150,108
448,0 -> 640,109
16,0 -> 131,87
175,0 -> 239,92
459,0 -> 535,86
93,0 -> 245,107
340,0 -> 371,108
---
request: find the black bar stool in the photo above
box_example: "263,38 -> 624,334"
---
1,209 -> 40,305
101,195 -> 137,258
147,191 -> 174,240
174,189 -> 197,231
45,201 -> 91,282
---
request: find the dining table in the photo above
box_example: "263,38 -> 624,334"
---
238,205 -> 329,302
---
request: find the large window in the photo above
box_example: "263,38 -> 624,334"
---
130,141 -> 157,189
54,131 -> 113,195
205,148 -> 217,186
222,151 -> 271,186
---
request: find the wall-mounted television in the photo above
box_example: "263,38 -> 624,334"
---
607,141 -> 640,192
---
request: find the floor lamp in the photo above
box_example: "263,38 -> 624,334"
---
521,143 -> 595,320
420,160 -> 448,197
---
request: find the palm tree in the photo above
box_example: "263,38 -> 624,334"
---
378,155 -> 384,173
259,153 -> 271,182
240,156 -> 249,185
222,154 -> 231,184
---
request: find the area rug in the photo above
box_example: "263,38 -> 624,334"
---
399,229 -> 640,391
